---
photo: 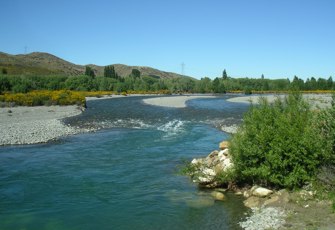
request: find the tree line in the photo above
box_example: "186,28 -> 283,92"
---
0,66 -> 334,95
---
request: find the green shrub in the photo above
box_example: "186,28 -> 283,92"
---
230,93 -> 334,189
315,95 -> 335,191
214,168 -> 237,187
179,161 -> 199,176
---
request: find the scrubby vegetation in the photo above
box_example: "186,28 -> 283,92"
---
229,93 -> 335,190
0,68 -> 334,96
0,90 -> 86,107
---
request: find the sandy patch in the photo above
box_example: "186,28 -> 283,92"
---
142,95 -> 216,108
85,94 -> 155,101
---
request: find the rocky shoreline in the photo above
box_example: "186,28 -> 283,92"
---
0,105 -> 86,145
186,140 -> 335,230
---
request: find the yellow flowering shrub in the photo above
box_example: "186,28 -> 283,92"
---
2,90 -> 86,107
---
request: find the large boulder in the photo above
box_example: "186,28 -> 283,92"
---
219,141 -> 229,150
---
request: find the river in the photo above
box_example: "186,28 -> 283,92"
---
0,95 -> 250,230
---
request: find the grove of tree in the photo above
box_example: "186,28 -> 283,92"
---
0,66 -> 334,95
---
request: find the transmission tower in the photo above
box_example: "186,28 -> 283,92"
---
181,62 -> 185,75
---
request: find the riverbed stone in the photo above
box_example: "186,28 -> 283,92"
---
263,195 -> 280,206
252,187 -> 273,197
244,196 -> 262,208
211,191 -> 225,201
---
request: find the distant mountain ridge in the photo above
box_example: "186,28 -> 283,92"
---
0,51 -> 190,79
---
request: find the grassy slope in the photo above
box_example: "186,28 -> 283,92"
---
0,51 -> 192,79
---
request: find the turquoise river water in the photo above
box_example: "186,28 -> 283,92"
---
0,95 -> 250,230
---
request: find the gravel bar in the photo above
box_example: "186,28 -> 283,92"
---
0,105 -> 83,145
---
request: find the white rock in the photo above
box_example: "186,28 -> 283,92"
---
252,187 -> 273,197
202,168 -> 216,176
222,148 -> 229,155
223,158 -> 233,170
191,159 -> 198,164
198,176 -> 212,183
218,149 -> 229,159
250,185 -> 259,192
243,190 -> 251,198
219,155 -> 227,162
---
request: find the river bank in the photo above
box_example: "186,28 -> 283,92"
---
0,95 -> 142,145
0,105 -> 84,145
187,140 -> 335,229
227,93 -> 333,109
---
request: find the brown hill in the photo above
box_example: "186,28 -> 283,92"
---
0,52 -> 83,75
88,64 -> 190,79
0,52 -> 191,79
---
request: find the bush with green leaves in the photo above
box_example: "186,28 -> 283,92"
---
230,93 -> 335,189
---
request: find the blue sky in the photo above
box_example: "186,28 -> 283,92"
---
1,0 -> 334,80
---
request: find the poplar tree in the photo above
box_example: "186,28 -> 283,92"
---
85,66 -> 95,77
222,69 -> 228,80
104,65 -> 117,79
